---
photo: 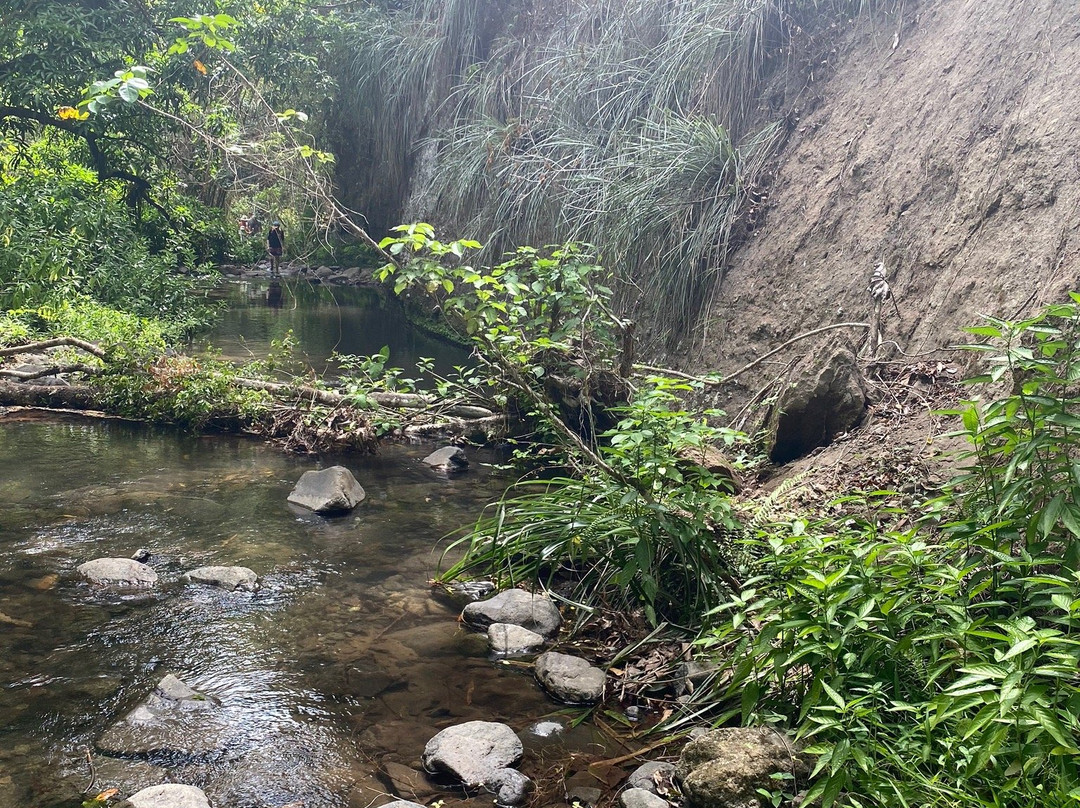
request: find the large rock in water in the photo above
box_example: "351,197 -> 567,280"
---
96,674 -> 228,759
422,446 -> 469,471
421,720 -> 523,787
534,652 -> 606,704
675,727 -> 808,808
287,466 -> 366,514
124,784 -> 210,808
488,623 -> 545,655
768,347 -> 866,463
182,565 -> 258,592
462,589 -> 562,638
78,558 -> 158,588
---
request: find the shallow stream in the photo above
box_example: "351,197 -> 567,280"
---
0,281 -> 606,808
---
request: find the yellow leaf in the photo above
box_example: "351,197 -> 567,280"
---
56,106 -> 86,120
193,60 -> 207,75
95,789 -> 119,801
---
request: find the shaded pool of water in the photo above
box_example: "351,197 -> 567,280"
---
0,416 -> 599,808
198,280 -> 469,380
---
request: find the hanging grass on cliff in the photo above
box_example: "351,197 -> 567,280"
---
336,0 -> 903,343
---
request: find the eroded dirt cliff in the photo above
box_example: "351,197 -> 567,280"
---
698,0 -> 1079,389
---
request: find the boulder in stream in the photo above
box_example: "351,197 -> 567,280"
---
421,446 -> 469,471
123,784 -> 210,808
77,558 -> 158,588
484,767 -> 533,806
488,622 -> 545,655
182,565 -> 258,592
534,652 -> 606,704
421,720 -> 523,787
461,589 -> 562,638
287,466 -> 366,514
96,674 -> 228,759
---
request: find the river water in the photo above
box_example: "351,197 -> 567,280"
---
0,281 -> 605,808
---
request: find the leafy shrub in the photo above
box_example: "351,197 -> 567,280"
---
0,170 -> 216,335
441,378 -> 746,626
698,298 -> 1080,807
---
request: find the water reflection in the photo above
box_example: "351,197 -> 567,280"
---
0,419 -> 574,808
198,280 -> 470,380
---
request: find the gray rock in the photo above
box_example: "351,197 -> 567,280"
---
376,802 -> 427,808
534,652 -> 605,705
627,762 -> 676,796
566,785 -> 603,807
96,675 -> 227,759
675,727 -> 808,808
382,761 -> 439,800
674,660 -> 716,697
421,720 -> 523,787
437,579 -> 497,605
488,623 -> 546,655
621,789 -> 670,808
769,348 -> 866,463
182,565 -> 258,592
77,558 -> 158,588
462,589 -> 562,638
125,784 -> 210,808
131,548 -> 152,563
485,768 -> 533,806
422,445 -> 469,471
287,466 -> 366,514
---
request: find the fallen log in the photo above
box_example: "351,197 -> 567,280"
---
233,378 -> 495,420
0,337 -> 107,360
0,381 -> 96,409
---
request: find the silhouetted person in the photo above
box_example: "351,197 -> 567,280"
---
267,221 -> 284,276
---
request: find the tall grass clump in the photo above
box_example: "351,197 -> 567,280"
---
336,0 -> 901,343
694,296 -> 1080,806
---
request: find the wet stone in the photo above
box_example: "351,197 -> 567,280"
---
627,761 -> 676,796
534,652 -> 606,705
421,720 -> 523,787
620,788 -> 670,808
462,589 -> 562,638
488,622 -> 545,655
287,466 -> 366,514
485,767 -> 533,806
96,675 -> 227,759
566,785 -> 602,807
182,565 -> 258,592
422,446 -> 469,471
376,801 -> 427,808
77,558 -> 158,588
382,761 -> 439,800
123,784 -> 210,808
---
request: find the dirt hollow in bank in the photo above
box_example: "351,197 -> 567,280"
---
697,0 -> 1080,406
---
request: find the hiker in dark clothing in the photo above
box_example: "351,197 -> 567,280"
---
267,221 -> 284,276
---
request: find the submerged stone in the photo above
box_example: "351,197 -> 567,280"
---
96,674 -> 227,759
422,446 -> 469,471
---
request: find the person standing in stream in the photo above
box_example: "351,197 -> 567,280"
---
267,220 -> 284,276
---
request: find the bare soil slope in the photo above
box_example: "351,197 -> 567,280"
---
698,0 -> 1080,384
